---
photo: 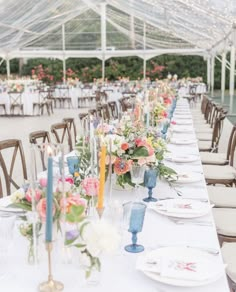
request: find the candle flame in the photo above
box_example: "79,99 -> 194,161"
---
47,145 -> 53,156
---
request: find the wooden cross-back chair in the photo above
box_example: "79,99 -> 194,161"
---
33,90 -> 53,115
60,86 -> 72,108
108,101 -> 119,119
97,104 -> 110,121
202,119 -> 236,186
51,122 -> 73,153
63,118 -> 77,144
0,139 -> 27,197
201,125 -> 236,166
200,96 -> 209,114
198,111 -> 227,153
8,92 -> 24,115
29,131 -> 51,171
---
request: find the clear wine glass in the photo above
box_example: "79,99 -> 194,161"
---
130,164 -> 146,200
123,202 -> 146,253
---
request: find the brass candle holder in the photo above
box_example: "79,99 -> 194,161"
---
39,243 -> 64,292
96,207 -> 105,219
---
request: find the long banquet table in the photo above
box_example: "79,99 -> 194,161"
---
0,98 -> 230,292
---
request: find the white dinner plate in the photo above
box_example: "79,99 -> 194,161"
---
136,247 -> 224,287
174,172 -> 203,184
165,154 -> 198,163
170,138 -> 197,145
173,115 -> 192,119
149,198 -> 210,218
173,120 -> 193,125
174,111 -> 191,115
172,127 -> 193,133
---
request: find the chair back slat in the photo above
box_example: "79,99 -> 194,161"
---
63,118 -> 77,144
228,125 -> 236,166
51,122 -> 73,152
29,131 -> 51,171
0,139 -> 27,197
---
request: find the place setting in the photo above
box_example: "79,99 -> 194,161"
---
165,153 -> 199,164
148,198 -> 212,219
136,246 -> 224,287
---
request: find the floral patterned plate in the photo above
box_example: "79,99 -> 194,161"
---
136,247 -> 224,287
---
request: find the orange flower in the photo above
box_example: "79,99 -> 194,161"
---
121,142 -> 129,151
114,158 -> 132,175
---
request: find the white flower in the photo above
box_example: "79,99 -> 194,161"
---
58,181 -> 72,193
82,220 -> 120,257
10,188 -> 25,203
104,134 -> 124,153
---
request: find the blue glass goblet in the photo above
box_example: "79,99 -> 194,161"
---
123,202 -> 147,253
66,156 -> 80,175
143,168 -> 158,202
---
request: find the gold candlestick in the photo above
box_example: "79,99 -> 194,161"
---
39,243 -> 64,292
96,207 -> 105,219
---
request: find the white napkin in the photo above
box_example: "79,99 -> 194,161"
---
170,138 -> 196,145
155,200 -> 203,215
137,255 -> 210,282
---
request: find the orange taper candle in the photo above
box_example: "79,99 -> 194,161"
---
98,145 -> 107,209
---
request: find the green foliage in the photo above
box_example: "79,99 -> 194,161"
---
132,146 -> 149,158
3,54 -> 232,89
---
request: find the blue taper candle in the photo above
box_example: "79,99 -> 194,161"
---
46,152 -> 53,242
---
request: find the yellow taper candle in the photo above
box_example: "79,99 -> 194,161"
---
98,145 -> 106,209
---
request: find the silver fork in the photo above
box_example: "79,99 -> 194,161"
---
170,218 -> 213,227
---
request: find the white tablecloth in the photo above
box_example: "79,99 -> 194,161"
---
0,98 -> 229,291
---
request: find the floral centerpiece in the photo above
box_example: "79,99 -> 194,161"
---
8,83 -> 24,93
93,113 -> 174,188
9,174 -> 120,277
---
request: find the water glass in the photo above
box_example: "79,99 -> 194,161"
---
123,202 -> 146,253
143,168 -> 158,202
130,165 -> 146,185
130,164 -> 146,200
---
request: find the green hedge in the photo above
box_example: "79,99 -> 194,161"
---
1,54 -> 234,89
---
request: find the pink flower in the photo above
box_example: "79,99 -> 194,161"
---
58,177 -> 74,185
135,139 -> 154,156
82,177 -> 100,196
65,177 -> 74,184
135,138 -> 143,147
60,195 -> 87,214
37,198 -> 56,221
25,188 -> 42,203
171,121 -> 176,125
39,178 -> 47,188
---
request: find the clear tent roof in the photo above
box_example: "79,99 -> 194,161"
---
0,0 -> 235,59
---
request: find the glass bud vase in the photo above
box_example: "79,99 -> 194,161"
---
143,167 -> 158,202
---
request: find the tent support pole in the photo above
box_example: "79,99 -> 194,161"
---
211,55 -> 215,98
207,57 -> 211,92
143,21 -> 146,80
101,3 -> 106,83
6,58 -> 10,79
229,24 -> 236,114
62,24 -> 66,83
221,51 -> 226,104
